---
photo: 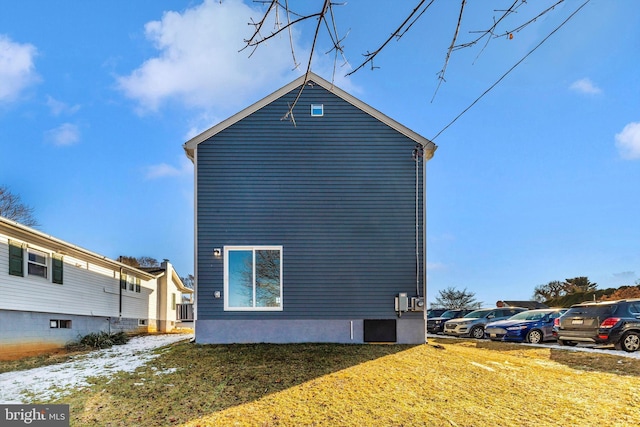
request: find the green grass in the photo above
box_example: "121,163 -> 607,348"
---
5,339 -> 640,426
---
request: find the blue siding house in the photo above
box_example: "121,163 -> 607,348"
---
183,72 -> 437,344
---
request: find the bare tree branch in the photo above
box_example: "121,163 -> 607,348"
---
431,0 -> 467,102
496,0 -> 565,39
284,0 -> 301,70
242,0 -> 584,130
431,0 -> 590,141
453,0 -> 522,52
0,185 -> 39,227
346,0 -> 435,76
281,0 -> 331,122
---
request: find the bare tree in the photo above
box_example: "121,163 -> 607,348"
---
117,256 -> 160,268
433,286 -> 481,310
181,274 -> 195,289
243,1 -> 589,129
532,280 -> 566,302
0,185 -> 39,227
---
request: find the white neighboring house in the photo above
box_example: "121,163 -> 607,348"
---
0,216 -> 193,360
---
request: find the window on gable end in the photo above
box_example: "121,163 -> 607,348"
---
310,104 -> 324,117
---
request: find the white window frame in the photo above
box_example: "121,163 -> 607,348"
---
224,245 -> 283,311
50,319 -> 72,329
310,104 -> 324,117
27,248 -> 48,279
123,274 -> 141,293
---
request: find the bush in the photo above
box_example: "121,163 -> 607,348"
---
67,331 -> 130,351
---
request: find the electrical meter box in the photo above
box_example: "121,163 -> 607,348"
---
411,297 -> 425,311
395,292 -> 409,312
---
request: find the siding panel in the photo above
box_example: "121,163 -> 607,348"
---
197,82 -> 425,320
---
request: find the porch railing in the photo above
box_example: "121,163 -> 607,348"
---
176,303 -> 194,321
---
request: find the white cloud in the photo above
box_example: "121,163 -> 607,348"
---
615,121 -> 640,160
0,35 -> 39,103
45,123 -> 80,147
145,157 -> 193,180
569,78 -> 602,95
46,95 -> 81,116
184,111 -> 221,141
117,0 -> 305,114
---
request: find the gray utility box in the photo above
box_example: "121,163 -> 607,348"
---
395,293 -> 409,312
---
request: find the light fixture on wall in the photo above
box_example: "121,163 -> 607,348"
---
213,248 -> 222,257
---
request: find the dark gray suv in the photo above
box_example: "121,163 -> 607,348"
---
555,299 -> 640,352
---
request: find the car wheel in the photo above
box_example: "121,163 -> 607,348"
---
527,329 -> 543,344
619,332 -> 640,353
559,340 -> 577,347
470,326 -> 485,339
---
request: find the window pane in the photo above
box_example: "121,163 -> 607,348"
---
28,263 -> 47,278
255,249 -> 281,307
228,250 -> 253,307
28,251 -> 46,264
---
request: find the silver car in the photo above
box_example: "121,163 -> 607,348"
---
443,307 -> 528,339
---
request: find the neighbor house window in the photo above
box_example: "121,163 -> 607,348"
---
50,319 -> 71,329
120,273 -> 141,292
27,248 -> 48,278
224,246 -> 283,311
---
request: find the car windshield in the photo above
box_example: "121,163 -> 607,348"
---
440,310 -> 459,319
464,309 -> 492,319
507,310 -> 552,321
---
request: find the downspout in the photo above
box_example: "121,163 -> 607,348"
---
423,145 -> 435,344
119,266 -> 123,318
415,151 -> 420,297
423,152 -> 428,344
192,147 -> 198,338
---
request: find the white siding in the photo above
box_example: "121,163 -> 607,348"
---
0,236 -> 155,320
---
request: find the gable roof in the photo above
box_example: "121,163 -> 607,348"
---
139,265 -> 193,294
183,71 -> 437,161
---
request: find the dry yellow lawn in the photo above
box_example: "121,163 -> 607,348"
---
11,338 -> 640,426
179,340 -> 640,427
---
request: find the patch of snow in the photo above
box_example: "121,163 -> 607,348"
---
428,333 -> 640,359
0,333 -> 192,404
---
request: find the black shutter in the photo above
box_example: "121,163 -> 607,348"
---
120,273 -> 127,290
52,255 -> 63,284
8,241 -> 24,277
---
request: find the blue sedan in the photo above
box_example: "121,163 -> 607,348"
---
484,308 -> 568,344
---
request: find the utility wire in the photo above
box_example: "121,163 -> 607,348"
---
431,0 -> 590,142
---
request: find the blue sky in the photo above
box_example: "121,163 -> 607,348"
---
1,0 -> 638,306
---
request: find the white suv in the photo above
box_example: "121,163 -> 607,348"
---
443,307 -> 528,339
